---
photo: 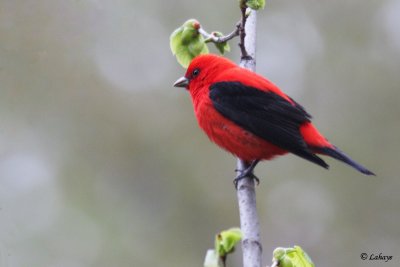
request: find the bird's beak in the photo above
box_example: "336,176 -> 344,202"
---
173,76 -> 189,88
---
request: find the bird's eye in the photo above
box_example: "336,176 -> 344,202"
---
192,68 -> 200,77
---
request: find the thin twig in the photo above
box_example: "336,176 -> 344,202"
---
198,22 -> 240,43
198,7 -> 250,60
238,5 -> 251,59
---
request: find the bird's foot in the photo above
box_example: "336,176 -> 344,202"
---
241,55 -> 253,61
233,171 -> 260,189
233,160 -> 260,189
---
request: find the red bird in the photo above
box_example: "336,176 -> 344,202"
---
174,54 -> 375,182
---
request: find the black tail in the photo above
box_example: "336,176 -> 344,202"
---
293,149 -> 329,170
315,146 -> 375,176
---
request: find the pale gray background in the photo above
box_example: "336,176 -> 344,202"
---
0,1 -> 399,266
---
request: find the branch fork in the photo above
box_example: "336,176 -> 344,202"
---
198,7 -> 252,60
198,23 -> 240,44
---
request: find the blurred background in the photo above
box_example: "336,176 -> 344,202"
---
0,0 -> 399,266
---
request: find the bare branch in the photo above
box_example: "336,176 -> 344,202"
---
238,6 -> 251,60
236,8 -> 262,267
198,22 -> 241,44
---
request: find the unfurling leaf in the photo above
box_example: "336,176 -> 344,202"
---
210,32 -> 230,54
215,228 -> 242,257
273,246 -> 315,267
246,0 -> 265,10
170,19 -> 209,68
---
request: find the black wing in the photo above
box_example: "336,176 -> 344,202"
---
209,81 -> 328,168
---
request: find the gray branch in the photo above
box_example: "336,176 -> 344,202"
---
236,9 -> 263,267
198,22 -> 240,44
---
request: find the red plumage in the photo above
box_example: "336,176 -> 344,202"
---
174,54 -> 374,176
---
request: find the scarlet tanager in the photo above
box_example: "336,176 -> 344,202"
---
173,54 -> 375,182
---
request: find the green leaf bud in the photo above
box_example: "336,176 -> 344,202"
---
215,228 -> 242,257
170,19 -> 209,68
272,245 -> 315,267
211,32 -> 231,54
246,0 -> 265,10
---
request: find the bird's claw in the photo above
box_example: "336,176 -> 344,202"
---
233,169 -> 260,189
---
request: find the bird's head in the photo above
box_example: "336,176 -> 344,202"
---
173,54 -> 237,93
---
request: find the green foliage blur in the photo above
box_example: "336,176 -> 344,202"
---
0,1 -> 399,267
